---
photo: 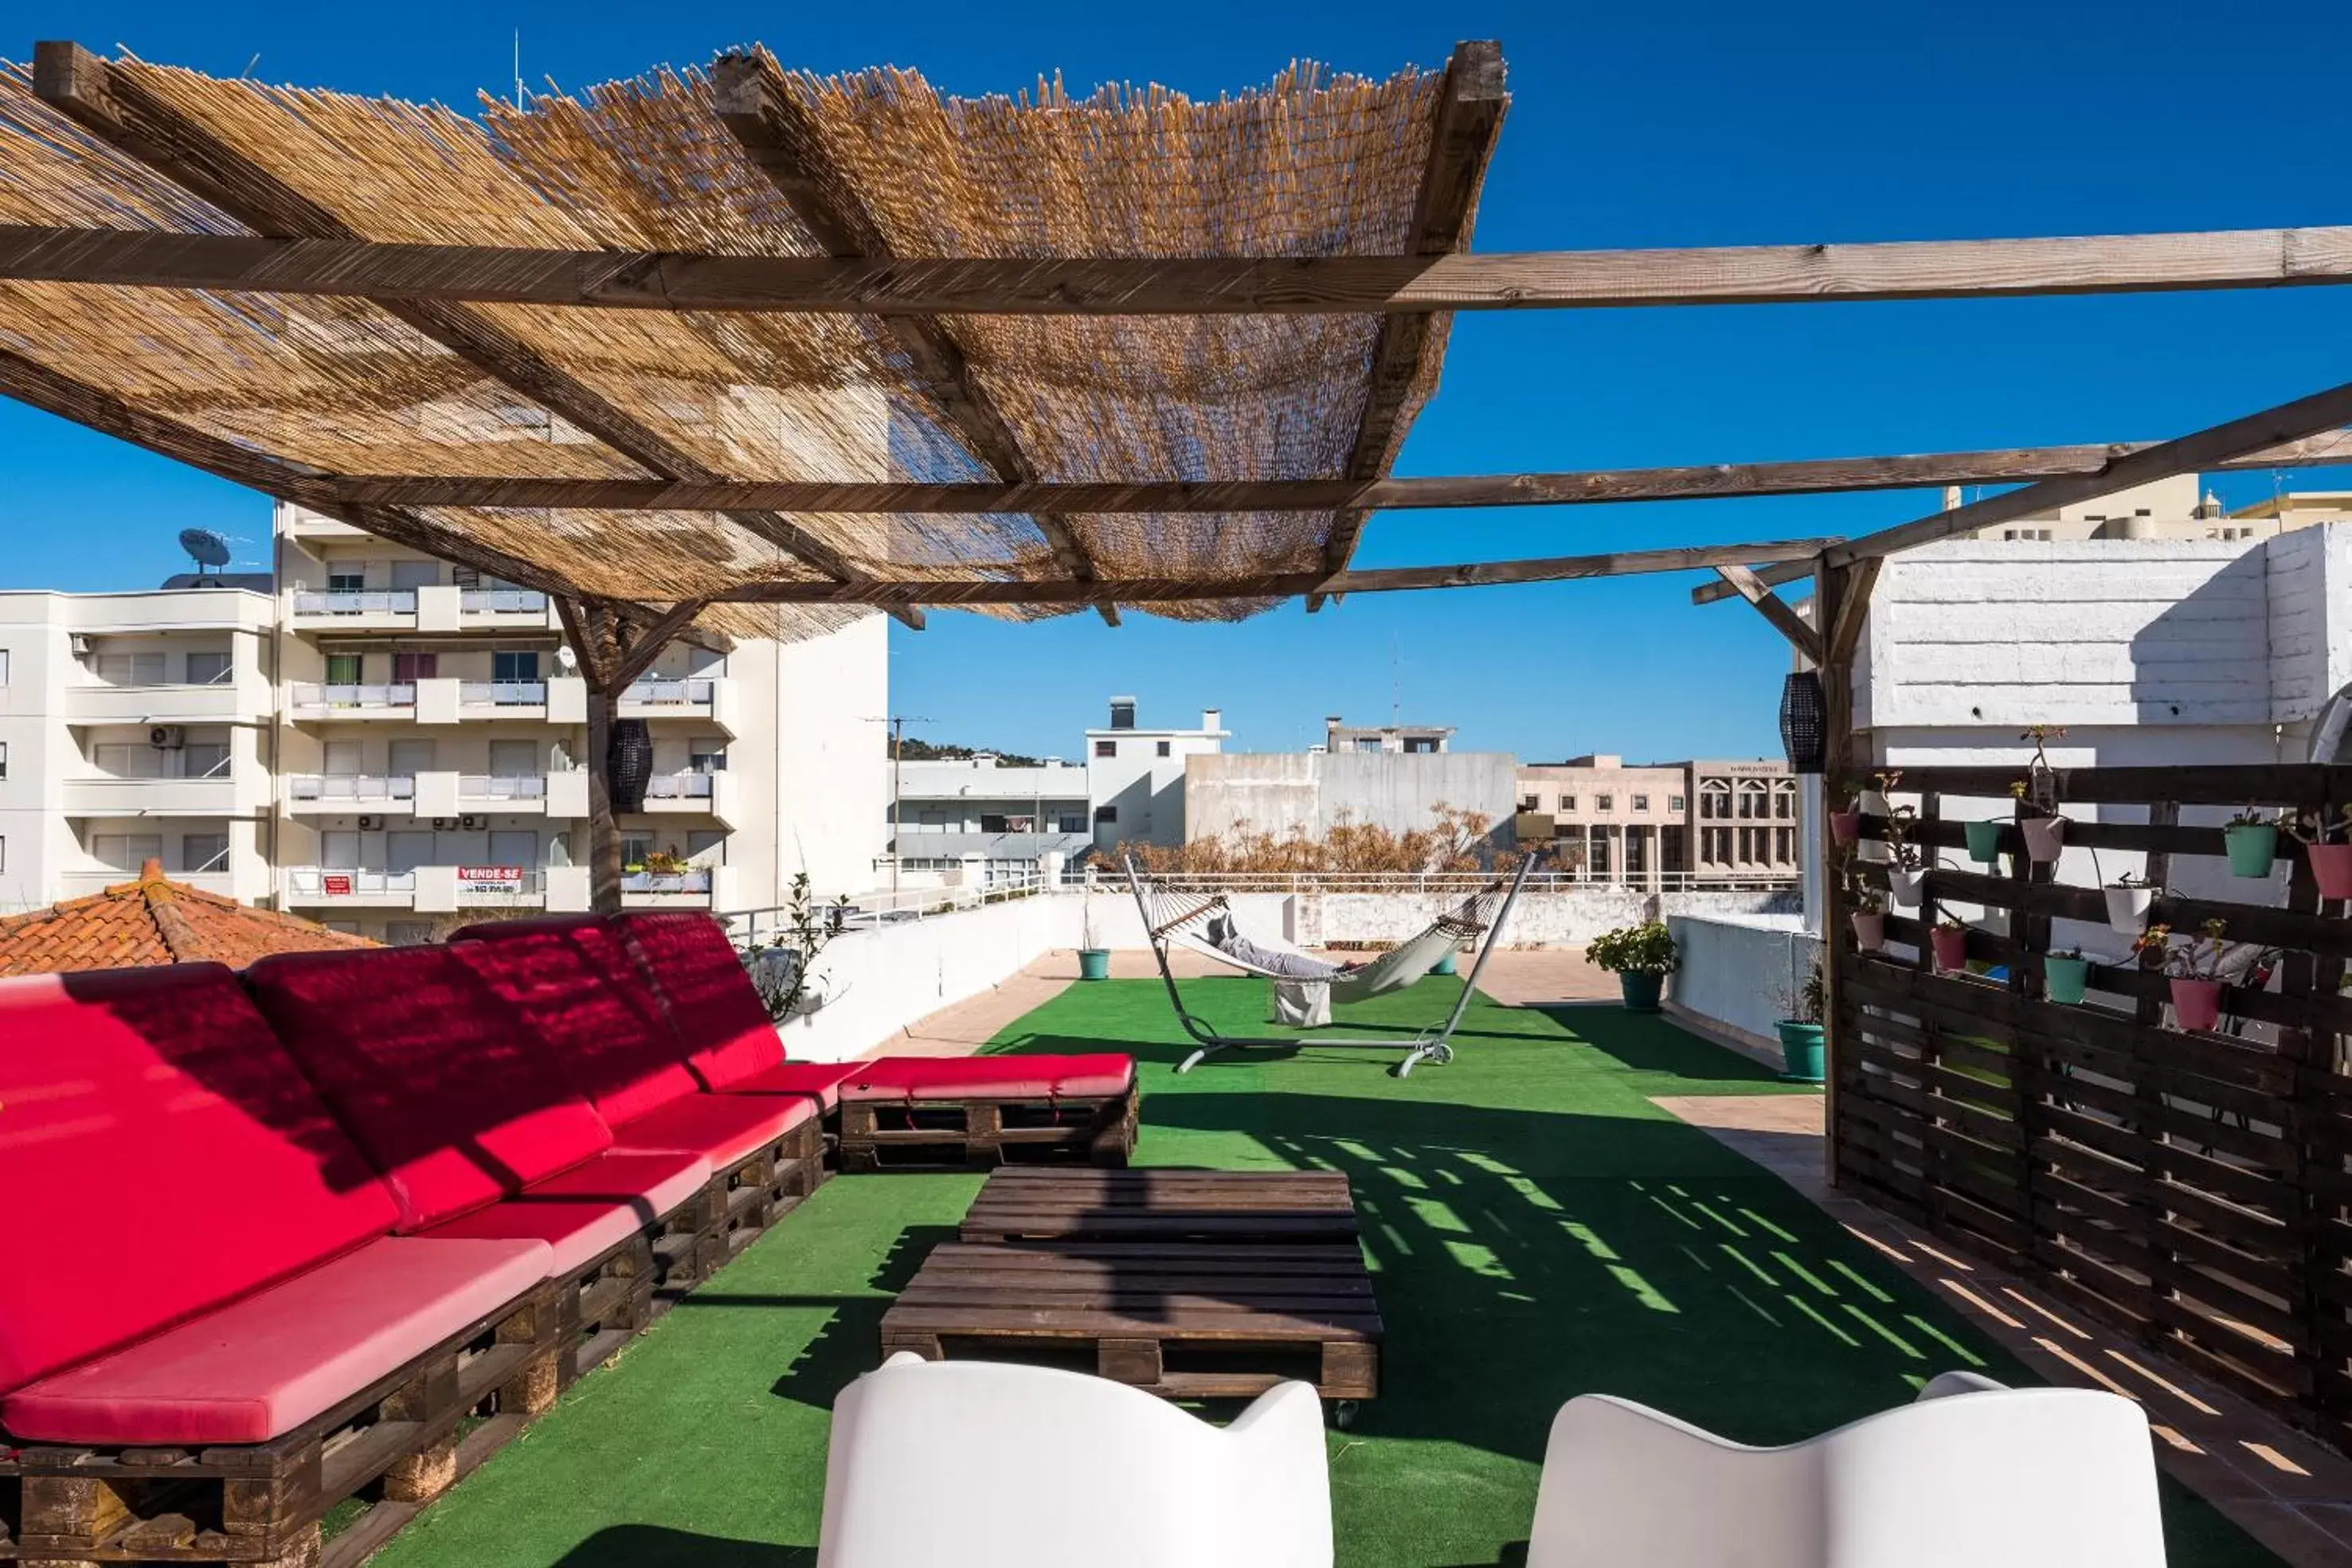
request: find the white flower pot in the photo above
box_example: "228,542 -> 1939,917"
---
2104,883 -> 2154,933
1887,866 -> 1926,909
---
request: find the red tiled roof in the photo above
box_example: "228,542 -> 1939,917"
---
0,861 -> 378,977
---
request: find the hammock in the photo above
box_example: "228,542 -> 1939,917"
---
1121,853 -> 1536,1077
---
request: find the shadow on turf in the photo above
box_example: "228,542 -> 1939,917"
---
552,1525 -> 812,1567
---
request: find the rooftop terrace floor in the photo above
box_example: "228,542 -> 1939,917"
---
363,975 -> 2277,1568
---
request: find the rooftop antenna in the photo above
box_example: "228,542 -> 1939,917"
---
863,714 -> 936,897
513,31 -> 525,109
238,53 -> 260,80
178,528 -> 232,585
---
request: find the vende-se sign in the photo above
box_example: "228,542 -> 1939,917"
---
456,864 -> 528,893
322,874 -> 353,897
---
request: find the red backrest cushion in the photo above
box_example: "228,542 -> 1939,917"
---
609,913 -> 782,1090
244,946 -> 613,1231
0,964 -> 400,1394
449,924 -> 699,1126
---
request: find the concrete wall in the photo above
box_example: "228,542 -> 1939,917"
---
1184,751 -> 1519,843
1664,912 -> 1818,1051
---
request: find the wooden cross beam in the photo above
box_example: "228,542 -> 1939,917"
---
1712,564 -> 1822,663
1693,374 -> 2352,602
302,431 -> 2352,513
709,53 -> 1117,628
30,41 -> 922,633
10,222 -> 2352,314
1312,39 -> 1508,611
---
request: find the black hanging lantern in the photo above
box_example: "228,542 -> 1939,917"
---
1779,671 -> 1827,775
606,718 -> 655,811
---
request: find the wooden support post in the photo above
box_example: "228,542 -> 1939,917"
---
1814,557 -> 1853,1189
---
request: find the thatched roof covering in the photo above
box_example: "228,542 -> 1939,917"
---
0,45 -> 1498,635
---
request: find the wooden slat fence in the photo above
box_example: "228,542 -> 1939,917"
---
1831,763 -> 2352,1440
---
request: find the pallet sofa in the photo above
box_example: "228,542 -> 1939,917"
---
0,910 -> 1138,1568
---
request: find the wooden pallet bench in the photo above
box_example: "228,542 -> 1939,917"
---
8,1279 -> 566,1568
959,1167 -> 1360,1244
710,1115 -> 830,1257
838,1081 -> 1138,1173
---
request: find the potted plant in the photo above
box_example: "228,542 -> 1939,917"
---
2010,780 -> 2066,864
1881,805 -> 1926,907
1849,881 -> 1888,952
1963,816 -> 2004,864
2224,806 -> 2282,878
1929,916 -> 1969,974
1857,770 -> 1900,862
2135,919 -> 2229,1032
1773,959 -> 1826,1084
1829,774 -> 1864,848
1077,889 -> 1110,980
2042,946 -> 2090,1005
2292,807 -> 2352,901
2020,725 -> 2064,811
2103,869 -> 2156,933
1587,920 -> 1677,1012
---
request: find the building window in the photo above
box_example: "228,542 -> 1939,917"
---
1520,795 -> 1540,811
92,832 -> 163,872
1058,814 -> 1087,834
181,833 -> 230,874
1775,827 -> 1794,863
92,651 -> 166,686
1595,794 -> 1613,812
1356,737 -> 1383,753
1560,795 -> 1576,812
620,834 -> 655,869
1669,795 -> 1685,814
1631,794 -> 1649,811
186,650 -> 233,686
0,648 -> 8,684
1156,740 -> 1171,757
1094,804 -> 1117,824
688,737 -> 727,774
1094,739 -> 1117,758
327,569 -> 366,593
980,813 -> 1011,833
391,651 -> 438,683
0,740 -> 7,780
1404,737 -> 1438,753
492,650 -> 539,682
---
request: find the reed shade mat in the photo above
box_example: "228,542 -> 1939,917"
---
879,1238 -> 1382,1402
957,1167 -> 1361,1241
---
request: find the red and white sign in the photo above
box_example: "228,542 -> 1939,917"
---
457,864 -> 528,894
321,874 -> 354,897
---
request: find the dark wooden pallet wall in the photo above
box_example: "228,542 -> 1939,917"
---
1832,763 -> 2352,1441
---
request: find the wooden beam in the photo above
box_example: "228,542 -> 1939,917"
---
609,598 -> 710,690
301,430 -> 2352,513
11,222 -> 2352,313
709,54 -> 1115,628
1825,557 -> 1883,667
710,535 -> 1839,606
30,41 -> 920,633
1695,374 -> 2352,601
1313,39 -> 1508,609
1713,564 -> 1823,663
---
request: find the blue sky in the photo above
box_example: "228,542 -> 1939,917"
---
6,0 -> 2350,761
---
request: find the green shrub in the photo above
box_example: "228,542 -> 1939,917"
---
1586,921 -> 1677,976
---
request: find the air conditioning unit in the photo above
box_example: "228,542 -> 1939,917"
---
431,817 -> 456,831
459,814 -> 486,831
68,633 -> 92,656
148,725 -> 186,749
356,815 -> 382,831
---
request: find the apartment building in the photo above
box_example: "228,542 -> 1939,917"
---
1515,755 -> 1798,884
0,506 -> 888,934
1086,698 -> 1227,850
1321,715 -> 1453,753
1966,475 -> 2352,543
889,756 -> 1093,880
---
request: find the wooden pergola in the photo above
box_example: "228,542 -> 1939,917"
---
3,39 -> 2350,916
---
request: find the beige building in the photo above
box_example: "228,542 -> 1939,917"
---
1965,475 -> 2352,543
1515,755 -> 1799,885
1321,714 -> 1453,754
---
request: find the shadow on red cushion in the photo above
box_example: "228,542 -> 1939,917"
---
420,1150 -> 709,1276
608,1091 -> 816,1170
0,965 -> 400,1397
725,1058 -> 861,1113
836,1054 -> 1137,1104
609,911 -> 782,1090
244,946 -> 614,1233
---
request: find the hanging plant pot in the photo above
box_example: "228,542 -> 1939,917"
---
2104,883 -> 2154,933
1930,925 -> 1968,973
2043,956 -> 2090,1006
1850,910 -> 1886,951
1830,810 -> 1862,847
2170,977 -> 2223,1033
1963,819 -> 2003,864
1886,867 -> 1925,909
1779,672 -> 1826,774
605,718 -> 654,812
2310,842 -> 2352,901
2019,815 -> 2067,864
2224,822 -> 2278,878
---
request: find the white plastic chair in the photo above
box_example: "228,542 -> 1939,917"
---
816,1354 -> 1333,1568
1526,1373 -> 2166,1567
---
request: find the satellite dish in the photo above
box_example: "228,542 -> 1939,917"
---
179,528 -> 232,581
555,645 -> 579,671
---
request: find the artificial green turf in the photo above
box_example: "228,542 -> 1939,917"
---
366,976 -> 2278,1568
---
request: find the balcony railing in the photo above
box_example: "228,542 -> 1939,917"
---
458,774 -> 549,800
289,774 -> 415,803
87,753 -> 233,783
622,868 -> 712,894
460,589 -> 548,613
459,680 -> 547,706
292,590 -> 417,616
644,772 -> 716,800
621,678 -> 715,706
286,868 -> 416,897
290,682 -> 417,710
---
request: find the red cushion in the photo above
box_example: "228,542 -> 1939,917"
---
0,1235 -> 550,1445
0,966 -> 399,1397
244,947 -> 614,1233
609,1092 -> 816,1171
725,1059 -> 861,1113
450,924 -> 701,1125
421,1150 -> 709,1277
610,913 -> 781,1090
836,1054 -> 1136,1104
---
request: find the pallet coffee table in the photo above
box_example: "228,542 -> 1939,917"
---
882,1168 -> 1381,1417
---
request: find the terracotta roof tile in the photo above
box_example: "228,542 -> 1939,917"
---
0,861 -> 377,978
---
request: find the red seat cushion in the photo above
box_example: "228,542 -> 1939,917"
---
0,966 -> 400,1397
837,1054 -> 1137,1104
609,912 -> 781,1090
609,1093 -> 816,1171
725,1059 -> 860,1113
0,1235 -> 550,1445
421,1151 -> 710,1277
245,947 -> 614,1233
450,922 -> 701,1125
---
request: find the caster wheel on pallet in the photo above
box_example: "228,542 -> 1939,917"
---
1329,1399 -> 1360,1430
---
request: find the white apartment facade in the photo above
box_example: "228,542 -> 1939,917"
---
1086,698 -> 1227,850
887,757 -> 1093,882
0,506 -> 888,935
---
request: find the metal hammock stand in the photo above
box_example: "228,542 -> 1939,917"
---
1121,852 -> 1536,1077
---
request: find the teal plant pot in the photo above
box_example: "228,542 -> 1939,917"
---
1963,819 -> 2003,864
1618,972 -> 1665,1012
2043,955 -> 2090,1005
1433,950 -> 1458,976
1775,1021 -> 1826,1084
2225,822 -> 2278,877
1077,948 -> 1112,981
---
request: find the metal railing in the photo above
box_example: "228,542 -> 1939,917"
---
620,677 -> 715,706
290,682 -> 417,709
458,680 -> 547,706
292,590 -> 418,616
644,772 -> 715,800
288,774 -> 415,803
285,868 -> 417,897
622,868 -> 713,894
722,870 -> 1046,946
1082,868 -> 1802,894
459,589 -> 547,613
458,773 -> 549,800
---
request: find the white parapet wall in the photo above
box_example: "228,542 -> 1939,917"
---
1661,911 -> 1820,1058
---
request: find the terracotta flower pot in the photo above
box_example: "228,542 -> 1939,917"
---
1830,809 -> 1862,847
2170,976 -> 2222,1033
1930,925 -> 1968,973
2103,883 -> 2153,933
1886,867 -> 1926,909
2311,842 -> 2352,901
1850,910 -> 1885,951
2020,815 -> 2066,864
